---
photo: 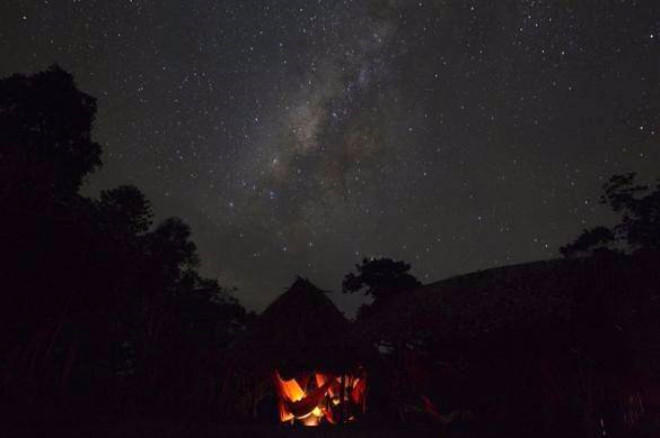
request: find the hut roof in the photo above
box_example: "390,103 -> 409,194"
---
231,277 -> 365,377
357,253 -> 657,346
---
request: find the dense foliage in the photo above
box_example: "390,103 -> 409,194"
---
0,66 -> 249,422
561,173 -> 660,257
342,257 -> 420,320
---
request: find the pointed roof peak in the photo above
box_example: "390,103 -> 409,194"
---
289,275 -> 317,290
262,276 -> 338,322
230,277 -> 361,375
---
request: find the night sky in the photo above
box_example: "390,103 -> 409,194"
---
2,0 -> 659,314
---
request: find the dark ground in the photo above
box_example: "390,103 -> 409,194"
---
8,422 -> 455,438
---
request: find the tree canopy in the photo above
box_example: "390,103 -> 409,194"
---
561,173 -> 660,257
342,257 -> 420,320
0,66 -> 248,422
0,65 -> 101,200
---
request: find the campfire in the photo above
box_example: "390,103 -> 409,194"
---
227,278 -> 371,424
273,368 -> 367,426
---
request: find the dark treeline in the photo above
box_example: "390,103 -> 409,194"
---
0,66 -> 250,424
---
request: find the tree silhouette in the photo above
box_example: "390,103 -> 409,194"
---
559,226 -> 615,257
97,185 -> 154,236
561,172 -> 660,257
343,257 -> 421,319
0,65 -> 101,201
0,66 -> 248,422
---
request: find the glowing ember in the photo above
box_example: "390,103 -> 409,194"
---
273,368 -> 367,426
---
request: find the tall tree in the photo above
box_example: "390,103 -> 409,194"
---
0,66 -> 249,421
343,257 -> 420,319
0,66 -> 103,372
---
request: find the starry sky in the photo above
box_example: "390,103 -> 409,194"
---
2,0 -> 659,315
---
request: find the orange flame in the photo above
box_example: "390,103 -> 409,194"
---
273,369 -> 367,426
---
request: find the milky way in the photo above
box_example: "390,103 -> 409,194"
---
2,0 -> 659,314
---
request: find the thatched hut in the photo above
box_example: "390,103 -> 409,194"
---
357,253 -> 660,436
221,277 -> 371,425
